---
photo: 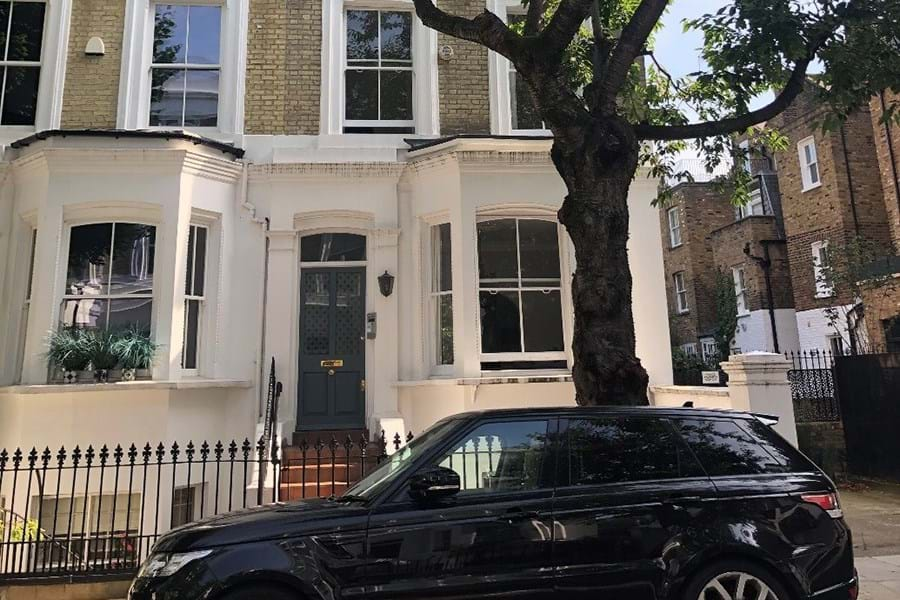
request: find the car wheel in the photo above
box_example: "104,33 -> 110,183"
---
219,584 -> 300,600
683,560 -> 794,600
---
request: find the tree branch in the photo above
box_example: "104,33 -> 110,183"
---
411,0 -> 524,61
538,0 -> 594,60
633,58 -> 812,140
595,0 -> 669,114
525,0 -> 544,36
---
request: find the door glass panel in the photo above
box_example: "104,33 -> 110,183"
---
436,420 -> 550,494
301,233 -> 366,262
334,271 -> 363,355
564,417 -> 702,486
302,272 -> 331,355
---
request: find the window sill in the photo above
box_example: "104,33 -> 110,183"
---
677,309 -> 690,315
815,291 -> 835,299
0,379 -> 252,395
737,311 -> 751,318
670,243 -> 683,249
801,182 -> 822,193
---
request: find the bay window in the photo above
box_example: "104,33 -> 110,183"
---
0,0 -> 45,125
477,218 -> 565,369
430,223 -> 453,367
150,4 -> 221,127
344,9 -> 413,133
182,224 -> 207,371
61,223 -> 156,331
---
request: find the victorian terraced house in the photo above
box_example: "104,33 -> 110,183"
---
0,0 -> 671,455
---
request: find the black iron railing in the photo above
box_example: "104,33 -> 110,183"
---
786,350 -> 840,422
0,431 -> 412,582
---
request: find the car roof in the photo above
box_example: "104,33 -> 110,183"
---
450,405 -> 761,421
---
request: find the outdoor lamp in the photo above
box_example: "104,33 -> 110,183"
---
378,270 -> 395,297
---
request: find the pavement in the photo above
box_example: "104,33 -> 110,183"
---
840,479 -> 900,599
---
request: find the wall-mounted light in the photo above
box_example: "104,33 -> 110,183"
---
378,271 -> 395,297
85,36 -> 105,56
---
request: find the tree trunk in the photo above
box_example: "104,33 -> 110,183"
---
552,119 -> 650,406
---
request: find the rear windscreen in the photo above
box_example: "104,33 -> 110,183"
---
674,417 -> 817,476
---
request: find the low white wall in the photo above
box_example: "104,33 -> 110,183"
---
650,385 -> 733,409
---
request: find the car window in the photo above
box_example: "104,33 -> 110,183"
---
741,419 -> 817,473
674,418 -> 789,476
563,417 -> 704,487
434,419 -> 551,495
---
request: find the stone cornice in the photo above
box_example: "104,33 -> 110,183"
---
249,162 -> 405,181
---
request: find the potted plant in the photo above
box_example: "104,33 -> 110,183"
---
112,326 -> 158,381
46,328 -> 91,384
86,329 -> 118,383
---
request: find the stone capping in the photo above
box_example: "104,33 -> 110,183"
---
649,385 -> 730,397
248,162 -> 405,180
720,352 -> 792,386
0,379 -> 252,395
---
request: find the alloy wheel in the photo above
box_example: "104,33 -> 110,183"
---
698,571 -> 781,600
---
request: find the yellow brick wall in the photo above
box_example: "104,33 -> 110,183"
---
60,0 -> 126,129
436,0 -> 491,134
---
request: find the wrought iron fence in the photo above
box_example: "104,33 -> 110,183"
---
786,350 -> 840,422
0,431 -> 412,582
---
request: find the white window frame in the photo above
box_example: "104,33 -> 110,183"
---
680,342 -> 698,357
812,240 -> 834,298
738,189 -> 765,219
0,0 -> 44,126
475,216 -> 567,365
182,223 -> 208,374
738,139 -> 751,173
733,266 -> 749,316
428,222 -> 454,373
59,221 -> 158,331
118,0 -> 248,135
701,338 -> 718,362
673,271 -> 688,314
798,136 -> 821,192
320,0 -> 438,137
667,207 -> 682,247
487,0 -> 550,136
148,3 -> 223,128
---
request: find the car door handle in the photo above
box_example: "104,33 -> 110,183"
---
497,508 -> 540,523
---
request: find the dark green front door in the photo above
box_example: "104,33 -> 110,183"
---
298,268 -> 366,430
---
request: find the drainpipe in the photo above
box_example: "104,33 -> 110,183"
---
879,92 -> 900,229
839,123 -> 861,236
744,240 -> 782,353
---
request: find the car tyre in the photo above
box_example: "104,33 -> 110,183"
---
683,559 -> 795,600
219,584 -> 300,600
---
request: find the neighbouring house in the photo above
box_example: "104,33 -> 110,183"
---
0,0 -> 671,457
660,84 -> 900,357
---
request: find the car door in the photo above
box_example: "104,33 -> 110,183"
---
551,415 -> 717,599
363,417 -> 559,599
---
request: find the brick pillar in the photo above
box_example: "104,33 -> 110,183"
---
721,352 -> 799,446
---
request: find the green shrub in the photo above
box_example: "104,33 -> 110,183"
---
112,326 -> 158,369
46,327 -> 92,371
85,329 -> 119,370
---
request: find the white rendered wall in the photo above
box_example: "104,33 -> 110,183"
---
734,308 -> 801,354
795,305 -> 853,352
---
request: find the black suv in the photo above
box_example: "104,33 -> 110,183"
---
129,407 -> 857,600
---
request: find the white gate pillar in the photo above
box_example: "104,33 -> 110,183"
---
721,352 -> 798,446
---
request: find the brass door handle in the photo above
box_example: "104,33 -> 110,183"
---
328,369 -> 335,376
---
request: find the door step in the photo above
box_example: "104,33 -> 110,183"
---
280,429 -> 381,501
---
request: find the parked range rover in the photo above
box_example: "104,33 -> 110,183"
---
130,407 -> 857,600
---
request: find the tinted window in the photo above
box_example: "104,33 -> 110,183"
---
564,417 -> 704,486
741,419 -> 817,473
675,418 -> 788,476
436,420 -> 551,495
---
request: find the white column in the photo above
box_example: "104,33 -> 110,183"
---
369,227 -> 402,435
263,231 -> 298,427
721,352 -> 799,446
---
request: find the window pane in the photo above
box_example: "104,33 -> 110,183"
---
110,224 -> 156,296
511,72 -> 542,130
0,3 -> 9,54
108,298 -> 153,332
192,226 -> 207,296
741,419 -> 816,473
675,418 -> 787,476
480,291 -> 521,353
565,418 -> 700,486
67,224 -> 113,296
380,11 -> 411,60
185,226 -> 196,294
1,66 -> 40,125
522,291 -> 564,352
437,294 -> 453,365
346,10 -> 378,60
183,299 -> 200,369
7,1 -> 45,61
183,68 -> 219,126
518,220 -> 560,286
60,299 -> 107,329
809,162 -> 819,184
153,4 -> 188,64
300,233 -> 366,262
150,68 -> 185,126
432,223 -> 451,292
477,219 -> 518,287
186,6 -> 220,64
436,420 -> 550,494
380,70 -> 412,121
345,69 -> 378,121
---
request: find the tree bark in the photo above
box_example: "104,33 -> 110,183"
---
552,118 -> 649,406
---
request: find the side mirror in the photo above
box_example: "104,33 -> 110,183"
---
408,466 -> 461,502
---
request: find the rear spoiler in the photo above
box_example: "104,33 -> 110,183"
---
679,402 -> 780,426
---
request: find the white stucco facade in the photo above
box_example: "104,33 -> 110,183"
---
0,133 -> 671,452
733,308 -> 801,354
